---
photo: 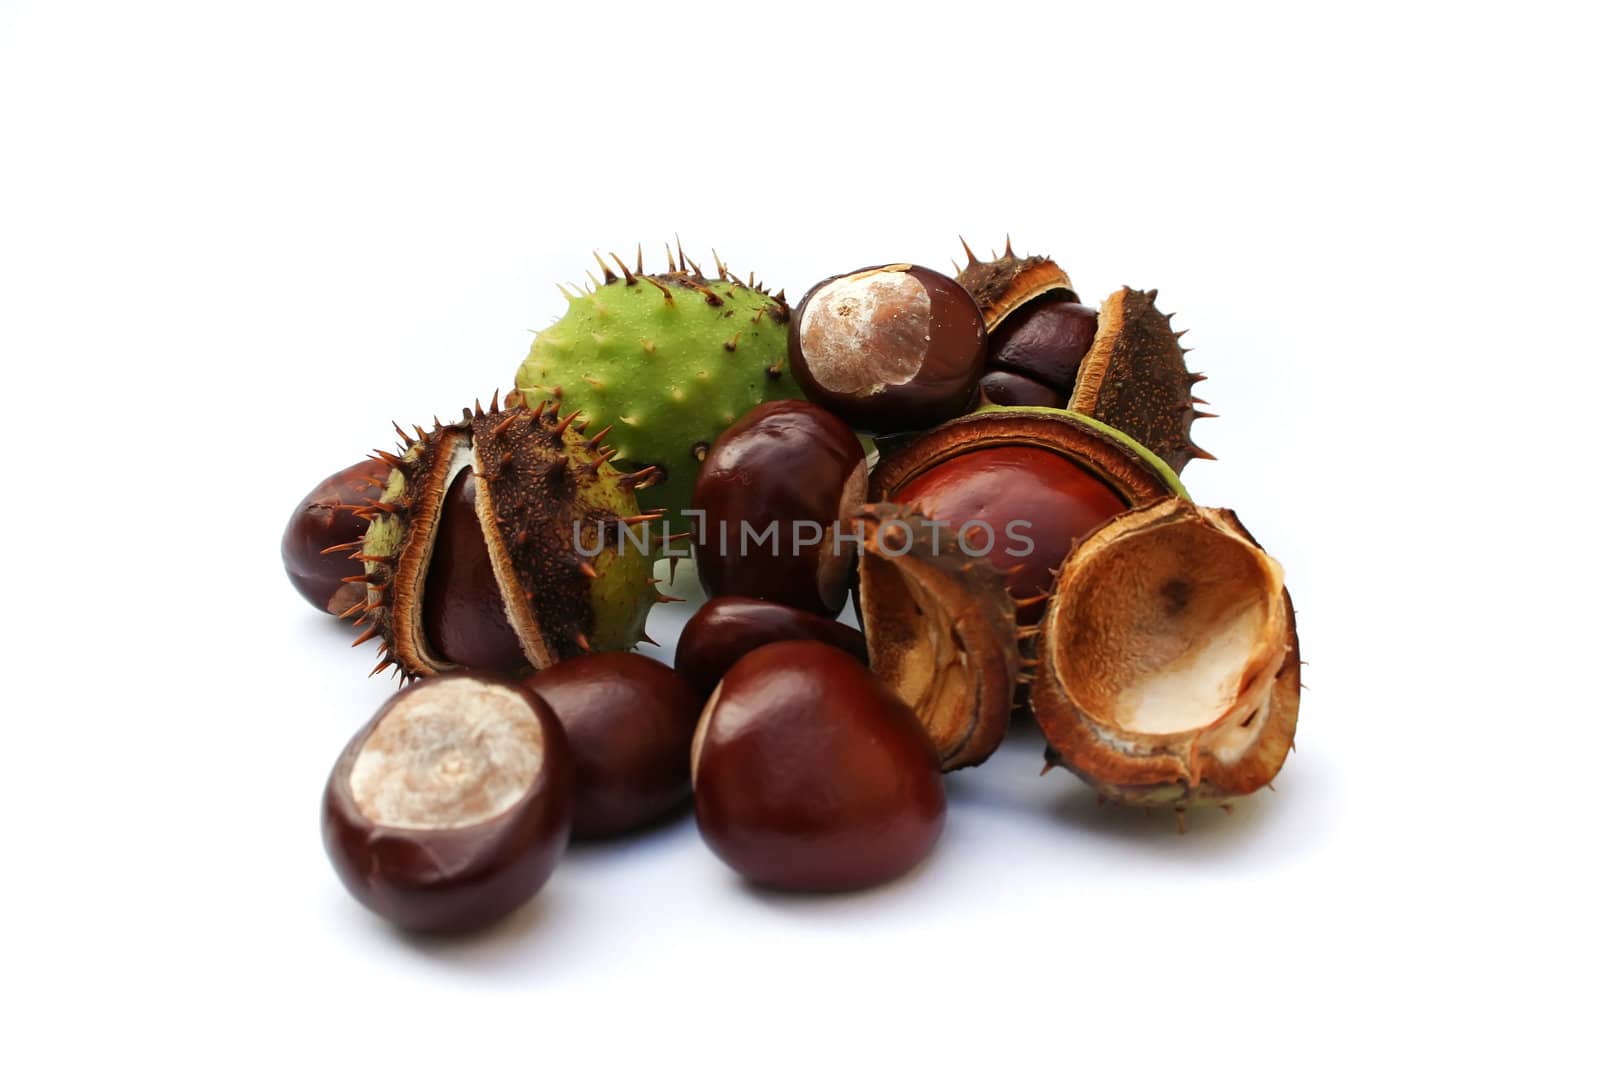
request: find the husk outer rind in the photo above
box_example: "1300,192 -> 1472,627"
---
515,265 -> 801,534
854,502 -> 1021,771
1030,497 -> 1300,807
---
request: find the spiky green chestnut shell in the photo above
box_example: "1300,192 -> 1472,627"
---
516,259 -> 801,531
352,394 -> 659,681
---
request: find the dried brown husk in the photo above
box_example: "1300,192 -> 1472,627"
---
955,240 -> 1212,475
854,502 -> 1020,771
1030,497 -> 1300,808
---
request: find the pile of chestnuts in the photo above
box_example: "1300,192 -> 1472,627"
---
284,241 -> 1303,935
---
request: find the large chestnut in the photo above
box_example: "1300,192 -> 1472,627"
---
691,400 -> 866,618
521,652 -> 702,839
674,596 -> 868,699
692,641 -> 945,892
323,674 -> 573,934
281,457 -> 389,615
790,264 -> 986,433
891,445 -> 1127,622
422,465 -> 525,674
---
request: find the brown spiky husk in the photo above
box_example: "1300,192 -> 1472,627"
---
854,502 -> 1021,771
1070,287 -> 1212,475
954,238 -> 1077,327
352,392 -> 652,681
1030,497 -> 1300,808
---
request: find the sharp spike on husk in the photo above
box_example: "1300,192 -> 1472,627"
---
592,249 -> 617,283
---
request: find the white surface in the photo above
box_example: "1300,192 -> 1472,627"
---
3,1 -> 1596,1063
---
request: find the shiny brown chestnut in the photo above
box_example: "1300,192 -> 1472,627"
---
691,400 -> 867,618
789,264 -> 986,433
986,296 -> 1099,396
281,457 -> 389,615
322,674 -> 573,934
521,652 -> 702,839
979,369 -> 1065,408
422,466 -> 526,674
891,446 -> 1128,623
674,596 -> 868,699
692,641 -> 945,892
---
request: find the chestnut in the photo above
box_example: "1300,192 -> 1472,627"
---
674,596 -> 868,699
692,641 -> 945,892
521,652 -> 702,839
790,264 -> 986,433
691,400 -> 866,618
422,465 -> 526,674
891,445 -> 1127,622
979,369 -> 1065,408
281,456 -> 389,615
986,296 -> 1099,396
322,674 -> 573,934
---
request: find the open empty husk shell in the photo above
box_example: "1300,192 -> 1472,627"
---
855,502 -> 1021,771
1030,497 -> 1300,807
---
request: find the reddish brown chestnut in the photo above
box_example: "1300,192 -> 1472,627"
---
790,264 -> 986,433
521,652 -> 702,839
421,466 -> 526,674
891,445 -> 1128,620
674,596 -> 868,699
281,457 -> 389,615
691,400 -> 867,618
692,641 -> 945,892
322,674 -> 573,934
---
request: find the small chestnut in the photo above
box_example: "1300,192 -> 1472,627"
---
674,596 -> 869,699
691,400 -> 866,618
892,445 -> 1127,621
322,674 -> 573,934
790,264 -> 986,433
986,296 -> 1099,396
521,652 -> 702,839
979,369 -> 1065,408
281,457 -> 389,615
422,465 -> 526,674
692,641 -> 945,892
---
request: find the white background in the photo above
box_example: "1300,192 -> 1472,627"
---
3,1 -> 1596,1062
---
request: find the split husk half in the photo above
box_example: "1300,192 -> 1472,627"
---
1030,497 -> 1300,808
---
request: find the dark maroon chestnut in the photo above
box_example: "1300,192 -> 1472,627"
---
986,296 -> 1099,395
692,641 -> 945,892
281,457 -> 388,615
691,400 -> 867,618
521,652 -> 702,839
790,264 -> 986,433
674,596 -> 869,699
322,674 -> 573,934
979,369 -> 1065,408
422,466 -> 525,673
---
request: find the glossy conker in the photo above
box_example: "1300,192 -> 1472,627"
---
521,652 -> 702,839
979,369 -> 1065,408
674,596 -> 868,699
790,264 -> 986,433
692,641 -> 945,892
691,400 -> 866,618
892,445 -> 1127,621
281,457 -> 389,615
422,465 -> 526,674
986,296 -> 1099,396
322,673 -> 573,934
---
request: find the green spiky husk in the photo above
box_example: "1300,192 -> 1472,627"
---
515,267 -> 801,533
